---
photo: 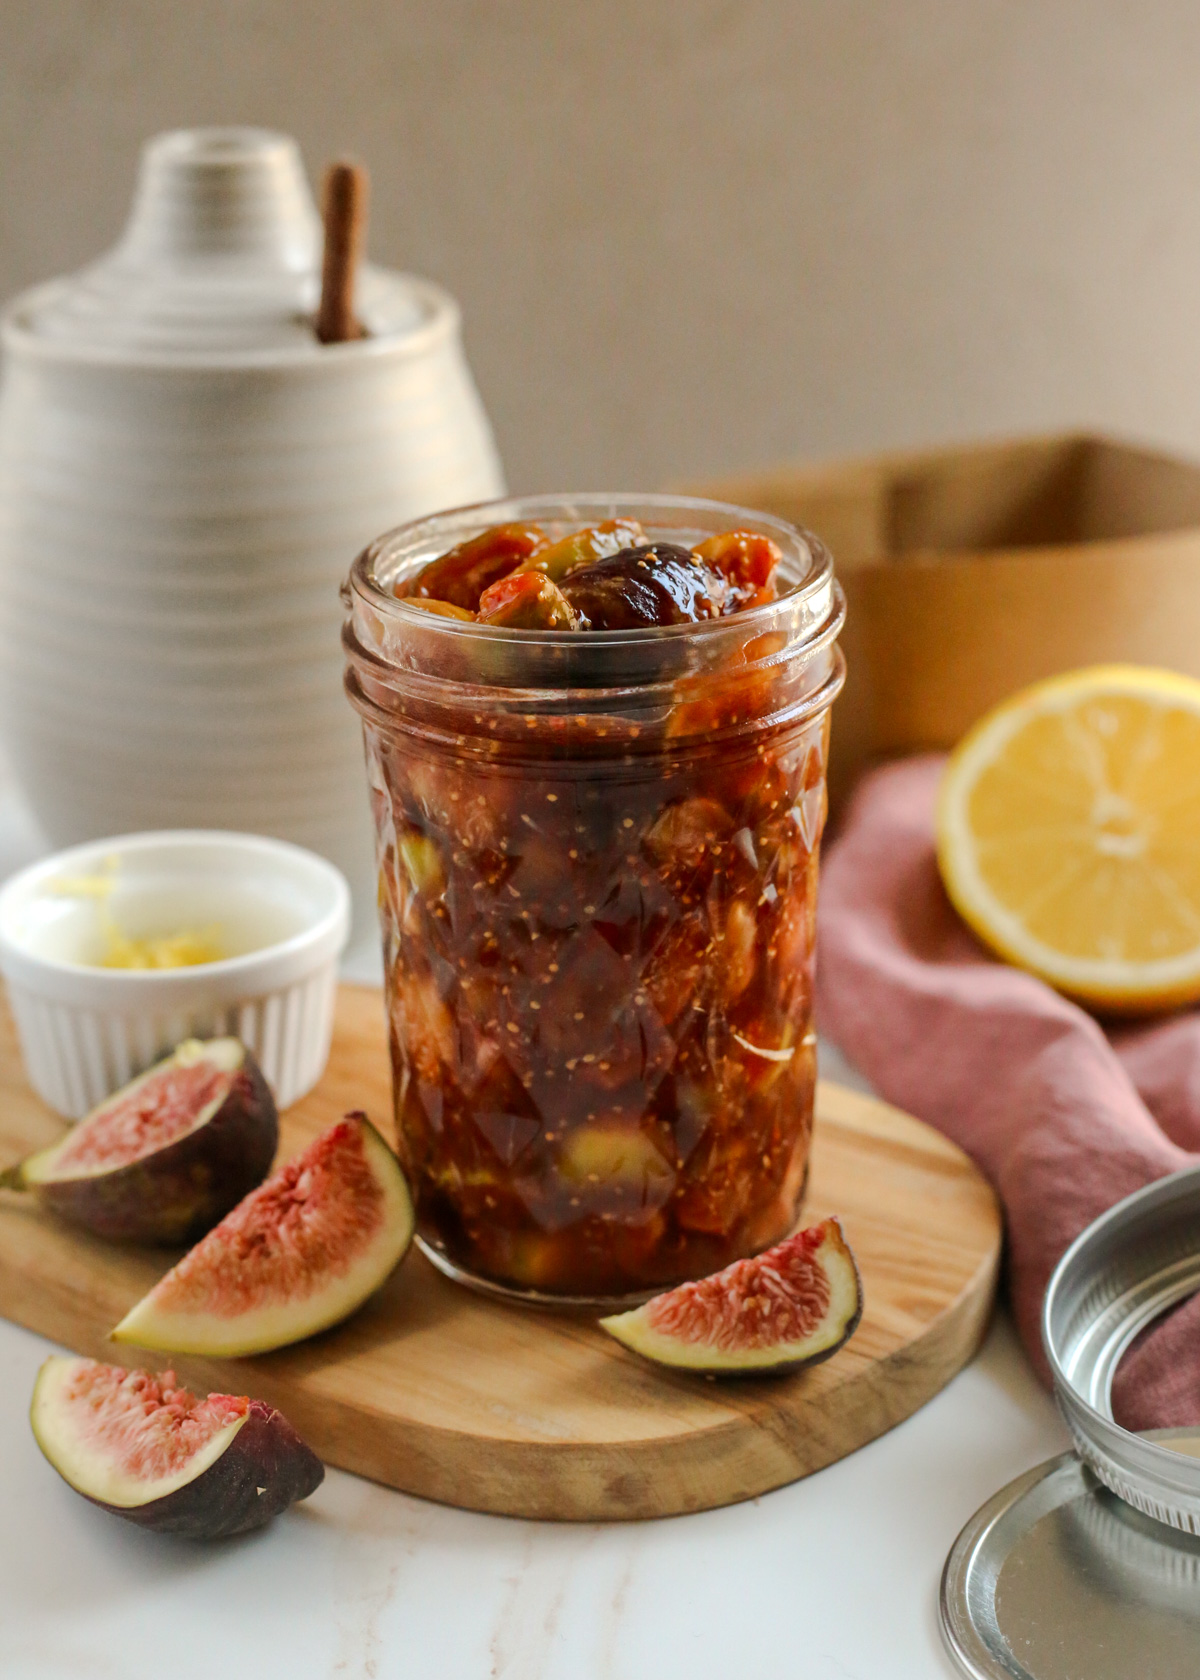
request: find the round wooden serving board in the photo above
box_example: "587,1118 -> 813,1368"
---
0,985 -> 1001,1521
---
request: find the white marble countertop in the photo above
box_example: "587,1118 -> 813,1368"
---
0,784 -> 1070,1680
0,1311 -> 1067,1680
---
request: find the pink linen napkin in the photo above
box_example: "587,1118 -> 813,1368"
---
815,754 -> 1200,1429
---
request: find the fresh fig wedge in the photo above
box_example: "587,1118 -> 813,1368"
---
599,1217 -> 863,1376
0,1039 -> 277,1245
112,1113 -> 414,1356
31,1355 -> 323,1539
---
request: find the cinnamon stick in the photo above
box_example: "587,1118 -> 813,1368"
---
315,161 -> 369,344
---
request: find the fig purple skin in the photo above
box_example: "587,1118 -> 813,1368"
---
92,1400 -> 325,1539
0,1039 -> 278,1246
559,542 -> 725,629
31,1357 -> 323,1540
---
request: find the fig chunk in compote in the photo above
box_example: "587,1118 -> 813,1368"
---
402,521 -> 549,611
345,496 -> 844,1304
402,521 -> 781,629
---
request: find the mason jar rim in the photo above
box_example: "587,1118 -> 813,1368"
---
347,490 -> 837,652
343,492 -> 845,757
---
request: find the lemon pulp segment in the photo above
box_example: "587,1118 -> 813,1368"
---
936,665 -> 1200,1011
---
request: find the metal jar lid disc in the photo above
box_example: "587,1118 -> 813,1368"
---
1042,1160 -> 1200,1534
940,1447 -> 1200,1680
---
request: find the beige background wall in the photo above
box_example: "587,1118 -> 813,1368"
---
3,1 -> 1200,491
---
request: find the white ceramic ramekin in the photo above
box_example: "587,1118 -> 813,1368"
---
0,831 -> 350,1118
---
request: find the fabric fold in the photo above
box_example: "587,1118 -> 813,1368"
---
816,754 -> 1196,1425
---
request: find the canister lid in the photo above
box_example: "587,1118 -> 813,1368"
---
1042,1161 -> 1200,1534
4,127 -> 428,359
942,1165 -> 1200,1677
941,1448 -> 1200,1679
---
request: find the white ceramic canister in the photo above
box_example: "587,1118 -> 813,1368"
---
0,127 -> 504,941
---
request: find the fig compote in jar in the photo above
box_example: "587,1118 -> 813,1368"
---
343,494 -> 845,1307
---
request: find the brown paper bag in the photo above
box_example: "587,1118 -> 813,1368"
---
682,433 -> 1200,807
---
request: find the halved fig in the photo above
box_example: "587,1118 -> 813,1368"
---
31,1355 -> 323,1538
477,570 -> 581,630
406,597 -> 477,622
0,1039 -> 277,1245
112,1113 -> 414,1356
559,541 -> 726,628
599,1216 -> 863,1375
405,521 -> 548,610
513,517 -> 646,582
691,529 -> 783,612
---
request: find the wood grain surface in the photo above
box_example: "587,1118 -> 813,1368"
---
0,984 -> 1001,1521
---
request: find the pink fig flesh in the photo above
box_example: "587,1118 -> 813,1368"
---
599,1216 -> 863,1375
0,1039 -> 278,1245
31,1356 -> 323,1539
112,1112 -> 415,1357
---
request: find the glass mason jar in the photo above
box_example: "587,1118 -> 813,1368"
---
343,494 -> 845,1307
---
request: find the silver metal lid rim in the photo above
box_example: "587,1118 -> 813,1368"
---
1042,1160 -> 1200,1536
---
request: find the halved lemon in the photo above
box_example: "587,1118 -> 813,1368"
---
936,665 -> 1200,1012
